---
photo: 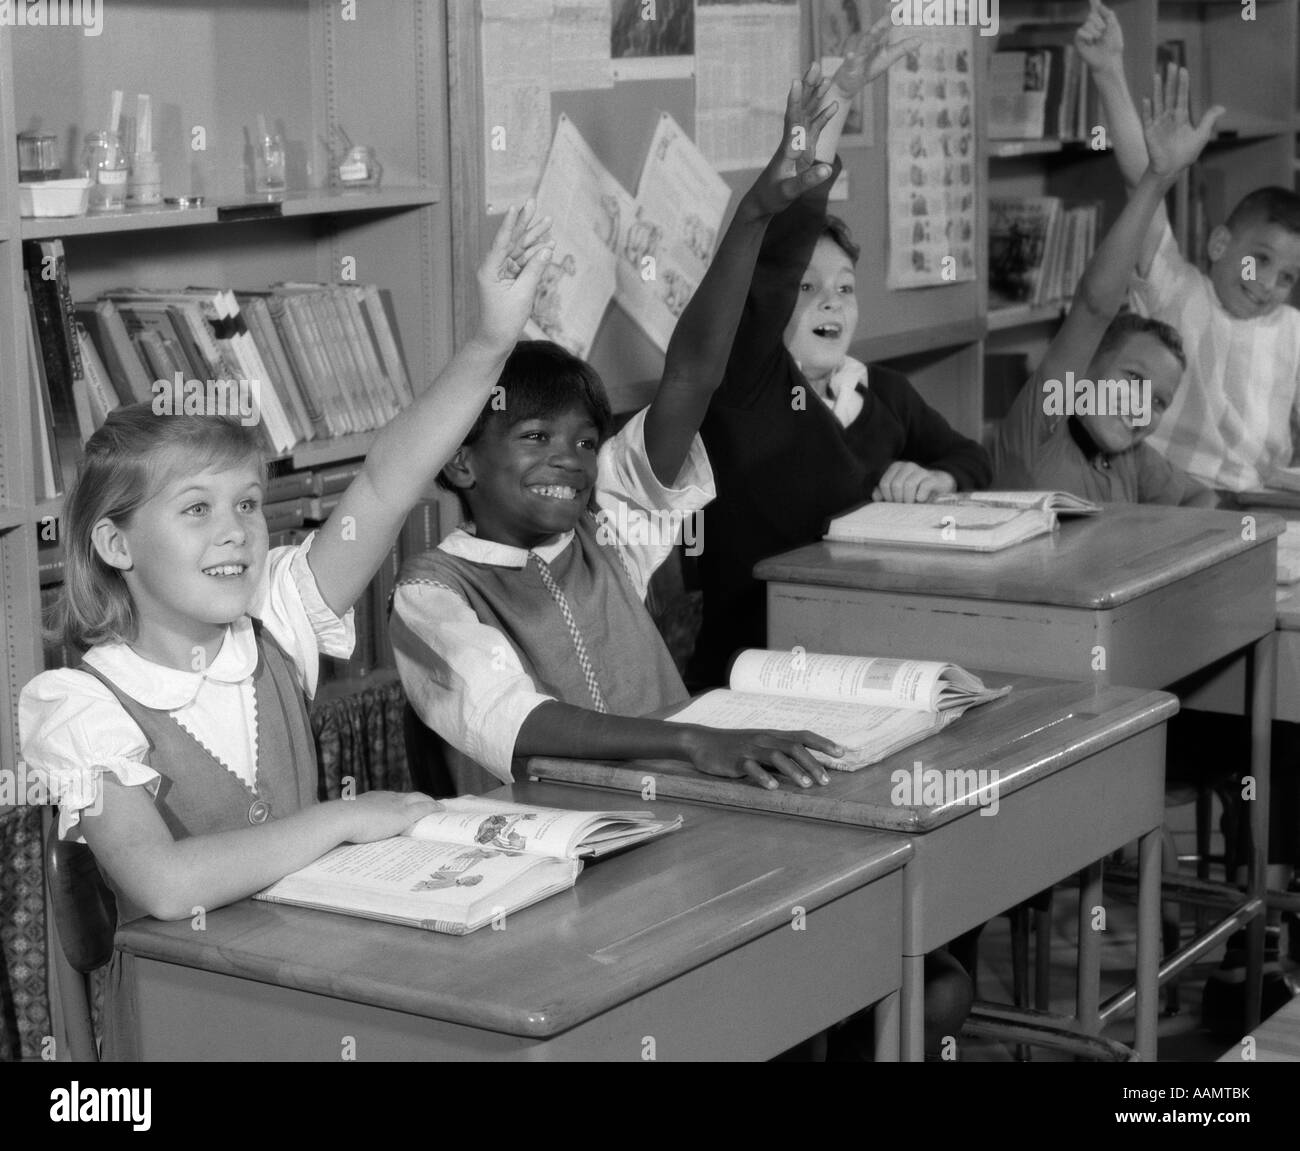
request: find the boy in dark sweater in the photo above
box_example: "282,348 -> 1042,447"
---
691,40 -> 991,688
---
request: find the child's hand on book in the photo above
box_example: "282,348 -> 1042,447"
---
1141,65 -> 1223,183
340,790 -> 444,842
680,727 -> 839,790
475,199 -> 554,350
830,17 -> 919,99
872,462 -> 957,504
1074,0 -> 1124,77
741,66 -> 838,219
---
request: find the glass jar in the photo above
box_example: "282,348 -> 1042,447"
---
336,145 -> 381,190
80,130 -> 127,211
18,131 -> 60,181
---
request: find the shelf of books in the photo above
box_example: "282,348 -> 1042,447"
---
0,2 -> 454,814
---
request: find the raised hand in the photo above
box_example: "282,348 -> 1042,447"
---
831,15 -> 920,97
1074,0 -> 1124,75
1141,65 -> 1223,182
745,65 -> 838,217
476,199 -> 553,349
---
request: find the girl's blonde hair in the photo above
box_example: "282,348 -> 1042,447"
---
52,404 -> 265,652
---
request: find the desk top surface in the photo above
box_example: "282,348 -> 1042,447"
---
115,783 -> 910,1038
755,503 -> 1281,609
531,676 -> 1177,832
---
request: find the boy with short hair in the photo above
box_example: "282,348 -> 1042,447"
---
992,64 -> 1217,508
1078,0 -> 1300,493
690,28 -> 989,688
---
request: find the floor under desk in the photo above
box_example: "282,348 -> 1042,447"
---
114,783 -> 911,1062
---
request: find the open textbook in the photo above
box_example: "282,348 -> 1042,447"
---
254,797 -> 681,935
667,649 -> 1011,771
825,492 -> 1098,552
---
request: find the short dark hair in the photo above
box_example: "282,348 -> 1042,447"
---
821,214 -> 861,265
437,340 -> 614,504
1095,312 -> 1187,372
1225,187 -> 1300,238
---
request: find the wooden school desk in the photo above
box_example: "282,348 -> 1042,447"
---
114,783 -> 911,1061
755,502 -> 1282,1031
531,676 -> 1179,1060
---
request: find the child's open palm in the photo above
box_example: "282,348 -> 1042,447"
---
747,66 -> 838,217
477,200 -> 553,348
1141,65 -> 1223,181
831,16 -> 919,98
1075,0 -> 1124,74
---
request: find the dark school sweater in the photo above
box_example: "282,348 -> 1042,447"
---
691,160 -> 991,686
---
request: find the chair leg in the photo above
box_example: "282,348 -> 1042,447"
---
1034,905 -> 1052,1012
1010,905 -> 1032,1061
1161,828 -> 1182,1016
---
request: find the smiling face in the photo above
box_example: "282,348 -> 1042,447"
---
783,236 -> 859,385
1208,220 -> 1300,320
456,404 -> 601,550
1079,331 -> 1183,455
105,456 -> 268,665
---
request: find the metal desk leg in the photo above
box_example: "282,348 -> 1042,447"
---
901,953 -> 925,1061
1245,630 -> 1276,1032
1077,862 -> 1103,1034
874,989 -> 900,1062
1137,826 -> 1161,1060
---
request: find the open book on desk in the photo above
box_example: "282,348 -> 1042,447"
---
825,492 -> 1098,552
255,797 -> 681,935
667,649 -> 1011,771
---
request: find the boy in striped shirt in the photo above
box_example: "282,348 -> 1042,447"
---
1079,1 -> 1300,493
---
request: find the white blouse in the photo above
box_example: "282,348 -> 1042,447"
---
19,533 -> 355,841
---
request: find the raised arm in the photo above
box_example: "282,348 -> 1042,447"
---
814,17 -> 919,164
308,205 -> 552,614
1036,65 -> 1221,390
1076,0 -> 1171,276
643,70 -> 837,484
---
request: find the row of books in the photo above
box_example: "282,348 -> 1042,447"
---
989,25 -> 1103,142
38,477 -> 462,688
23,238 -> 415,498
989,196 -> 1101,310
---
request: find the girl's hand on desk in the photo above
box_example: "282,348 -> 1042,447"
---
680,727 -> 840,790
338,791 -> 443,843
872,462 -> 956,504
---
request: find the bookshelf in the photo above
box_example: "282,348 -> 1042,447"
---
982,0 -> 1298,432
0,1 -> 452,821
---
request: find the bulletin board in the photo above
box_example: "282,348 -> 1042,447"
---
447,0 -> 983,415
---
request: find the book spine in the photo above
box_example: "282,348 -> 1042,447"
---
255,295 -> 327,438
363,285 -> 415,407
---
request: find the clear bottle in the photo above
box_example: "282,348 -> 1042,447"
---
255,130 -> 286,194
80,130 -> 127,212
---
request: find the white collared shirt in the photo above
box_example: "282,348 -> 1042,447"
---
20,533 -> 355,840
814,357 -> 868,427
392,407 -> 715,782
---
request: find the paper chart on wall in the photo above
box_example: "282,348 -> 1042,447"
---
526,115 -> 631,358
694,0 -> 800,173
614,113 -> 732,353
481,0 -> 555,213
886,27 -> 978,289
552,0 -> 614,90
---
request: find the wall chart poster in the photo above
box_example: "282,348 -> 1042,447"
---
886,27 -> 977,290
